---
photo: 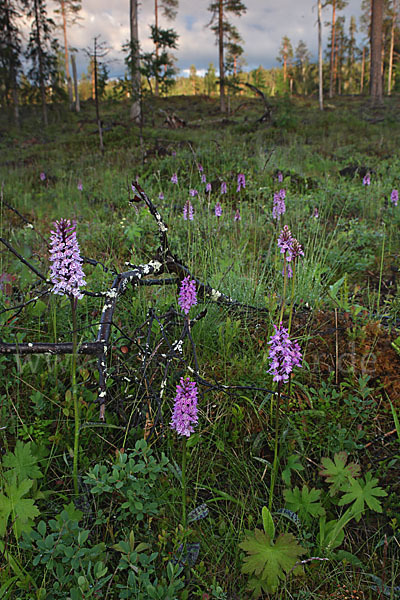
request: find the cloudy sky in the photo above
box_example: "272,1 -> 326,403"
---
45,0 -> 366,79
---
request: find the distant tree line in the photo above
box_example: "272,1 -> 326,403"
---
0,0 -> 398,126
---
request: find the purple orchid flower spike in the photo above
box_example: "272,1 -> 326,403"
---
237,173 -> 246,192
170,376 -> 199,437
178,276 -> 197,314
267,323 -> 302,383
49,219 -> 86,299
215,202 -> 222,217
183,200 -> 194,221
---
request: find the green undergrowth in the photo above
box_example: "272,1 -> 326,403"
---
1,94 -> 400,599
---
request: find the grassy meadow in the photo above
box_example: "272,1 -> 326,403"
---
1,93 -> 400,599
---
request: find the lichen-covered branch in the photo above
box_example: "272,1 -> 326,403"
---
0,341 -> 103,355
1,182 -> 274,426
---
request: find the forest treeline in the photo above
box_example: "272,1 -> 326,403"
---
1,0 -> 399,127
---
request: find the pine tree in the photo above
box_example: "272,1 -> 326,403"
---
225,28 -> 245,77
294,40 -> 311,94
54,0 -> 81,108
251,65 -> 266,90
335,16 -> 347,94
204,62 -> 216,95
276,36 -> 293,85
189,64 -> 199,94
347,15 -> 358,92
25,0 -> 59,126
325,0 -> 348,97
370,0 -> 384,105
207,0 -> 247,112
140,26 -> 178,95
387,0 -> 398,94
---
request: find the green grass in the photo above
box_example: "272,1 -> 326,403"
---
1,93 -> 400,599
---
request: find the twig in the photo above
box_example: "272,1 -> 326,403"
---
0,237 -> 48,282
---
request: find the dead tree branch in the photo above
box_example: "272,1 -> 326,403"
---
1,182 -> 273,426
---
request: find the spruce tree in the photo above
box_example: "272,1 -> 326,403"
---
0,0 -> 23,126
153,0 -> 178,96
25,0 -> 59,126
294,40 -> 311,94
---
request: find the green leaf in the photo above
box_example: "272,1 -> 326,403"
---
2,441 -> 43,485
388,399 -> 400,444
261,506 -> 275,540
284,485 -> 325,523
334,550 -> 363,567
28,299 -> 47,317
0,576 -> 18,599
240,529 -> 306,594
317,516 -> 346,553
0,479 -> 40,537
320,451 -> 361,496
281,454 -> 304,487
338,472 -> 387,521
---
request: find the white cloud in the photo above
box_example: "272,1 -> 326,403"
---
45,0 -> 365,79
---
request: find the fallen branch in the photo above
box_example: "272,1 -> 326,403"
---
2,182 -> 274,426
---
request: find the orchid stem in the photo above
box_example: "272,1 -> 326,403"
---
71,297 -> 79,496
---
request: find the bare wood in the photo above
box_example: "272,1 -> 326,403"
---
33,0 -> 48,126
0,342 -> 103,355
329,0 -> 336,98
387,0 -> 397,95
71,53 -> 80,112
318,0 -> 324,110
361,46 -> 365,93
60,0 -> 74,106
370,0 -> 384,106
219,0 -> 226,112
129,0 -> 141,122
154,0 -> 159,96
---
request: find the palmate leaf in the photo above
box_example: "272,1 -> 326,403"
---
0,479 -> 40,537
338,472 -> 387,521
240,529 -> 306,595
2,441 -> 43,485
284,485 -> 325,523
319,451 -> 361,496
